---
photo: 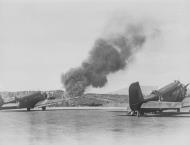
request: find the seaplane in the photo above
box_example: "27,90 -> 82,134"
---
128,80 -> 190,116
0,91 -> 63,111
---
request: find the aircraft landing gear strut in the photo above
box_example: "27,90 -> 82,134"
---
42,106 -> 46,111
128,110 -> 144,117
137,110 -> 144,117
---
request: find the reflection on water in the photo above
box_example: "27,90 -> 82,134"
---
0,109 -> 190,145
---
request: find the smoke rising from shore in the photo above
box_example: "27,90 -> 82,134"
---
62,21 -> 151,97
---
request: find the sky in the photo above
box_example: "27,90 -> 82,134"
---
0,0 -> 190,92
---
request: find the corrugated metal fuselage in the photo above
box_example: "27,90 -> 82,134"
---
0,92 -> 46,110
18,92 -> 46,109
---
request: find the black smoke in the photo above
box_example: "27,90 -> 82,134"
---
62,23 -> 147,97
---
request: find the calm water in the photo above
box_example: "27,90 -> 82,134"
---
0,109 -> 190,145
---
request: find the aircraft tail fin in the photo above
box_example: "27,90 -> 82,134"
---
129,82 -> 144,111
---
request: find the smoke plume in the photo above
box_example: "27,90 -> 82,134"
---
62,21 -> 149,97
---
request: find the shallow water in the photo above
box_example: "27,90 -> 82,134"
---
0,109 -> 190,145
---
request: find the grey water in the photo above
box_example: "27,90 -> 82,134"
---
0,109 -> 190,145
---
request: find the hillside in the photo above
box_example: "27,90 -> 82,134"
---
0,90 -> 128,107
68,93 -> 128,107
110,85 -> 157,95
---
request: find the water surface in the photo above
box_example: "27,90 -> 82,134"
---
0,109 -> 190,145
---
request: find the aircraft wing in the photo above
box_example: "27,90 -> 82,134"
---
34,99 -> 63,108
141,101 -> 182,110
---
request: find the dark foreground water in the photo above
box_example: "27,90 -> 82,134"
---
0,109 -> 190,145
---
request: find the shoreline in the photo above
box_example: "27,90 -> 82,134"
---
47,106 -> 127,110
1,106 -> 189,113
0,106 -> 128,111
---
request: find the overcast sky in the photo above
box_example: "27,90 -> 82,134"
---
0,0 -> 190,92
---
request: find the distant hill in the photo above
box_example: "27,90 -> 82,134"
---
71,93 -> 128,107
110,86 -> 157,95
